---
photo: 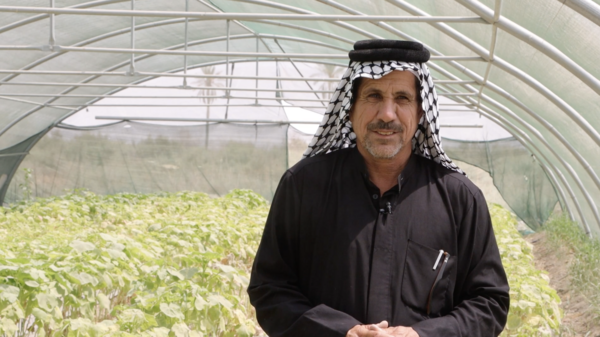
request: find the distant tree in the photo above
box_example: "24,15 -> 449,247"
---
195,66 -> 224,148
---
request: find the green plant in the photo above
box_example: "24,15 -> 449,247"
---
18,168 -> 33,201
0,191 -> 565,336
0,189 -> 268,336
544,215 -> 600,320
490,204 -> 562,336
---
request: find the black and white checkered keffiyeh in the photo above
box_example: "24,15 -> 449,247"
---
303,60 -> 463,175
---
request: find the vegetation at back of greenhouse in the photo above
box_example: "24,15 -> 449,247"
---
544,215 -> 600,323
490,205 -> 562,336
0,191 -> 567,336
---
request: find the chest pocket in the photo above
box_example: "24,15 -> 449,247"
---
401,239 -> 456,316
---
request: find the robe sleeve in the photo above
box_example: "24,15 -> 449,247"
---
411,191 -> 510,337
247,171 -> 362,337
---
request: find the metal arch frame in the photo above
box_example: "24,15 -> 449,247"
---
432,85 -> 580,225
0,0 -> 126,34
0,2 -> 481,141
561,0 -> 600,27
434,85 -> 578,225
0,1 -> 584,163
0,0 -> 596,231
466,95 -> 597,235
435,76 -> 597,232
0,28 -> 360,139
386,0 -> 600,148
0,6 -> 488,23
374,0 -> 600,229
474,106 -> 581,225
457,0 -> 600,95
0,70 -> 477,84
313,0 -> 600,212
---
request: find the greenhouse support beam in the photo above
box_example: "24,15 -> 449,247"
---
458,0 -> 600,95
0,69 -> 478,84
451,60 -> 600,194
388,0 -> 600,148
417,43 -> 596,230
469,95 -> 599,235
0,45 -> 483,61
474,106 -> 581,228
0,95 -> 71,110
475,0 -> 501,111
0,81 -> 478,96
94,116 -> 483,128
0,6 -> 488,23
0,0 -> 124,34
561,0 -> 600,27
182,0 -> 189,87
0,152 -> 29,158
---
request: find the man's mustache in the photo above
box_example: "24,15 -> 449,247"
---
367,120 -> 404,133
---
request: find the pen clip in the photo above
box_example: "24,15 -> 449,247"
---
433,250 -> 444,270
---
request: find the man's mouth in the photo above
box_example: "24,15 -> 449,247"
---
374,130 -> 396,136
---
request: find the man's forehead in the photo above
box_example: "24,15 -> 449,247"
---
358,70 -> 418,92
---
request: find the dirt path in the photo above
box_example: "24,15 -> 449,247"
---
525,232 -> 600,336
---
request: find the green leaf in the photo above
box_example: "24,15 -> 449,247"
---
106,248 -> 127,260
194,295 -> 207,311
0,285 -> 20,303
171,322 -> 190,337
0,317 -> 18,335
70,240 -> 96,253
25,280 -> 40,288
167,269 -> 185,280
207,294 -> 233,309
32,308 -> 51,323
180,267 -> 198,280
159,302 -> 184,320
36,293 -> 59,312
97,293 -> 110,310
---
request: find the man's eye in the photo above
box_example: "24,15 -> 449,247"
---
366,93 -> 381,100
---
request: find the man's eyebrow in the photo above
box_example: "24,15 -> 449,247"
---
394,90 -> 415,98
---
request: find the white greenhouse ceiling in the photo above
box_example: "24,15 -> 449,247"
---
0,0 -> 599,235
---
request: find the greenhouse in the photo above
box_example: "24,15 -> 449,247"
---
0,0 -> 599,336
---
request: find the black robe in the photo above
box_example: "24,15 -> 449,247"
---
248,148 -> 509,337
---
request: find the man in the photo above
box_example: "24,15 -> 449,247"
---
248,40 -> 509,337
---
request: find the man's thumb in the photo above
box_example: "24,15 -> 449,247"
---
376,320 -> 389,328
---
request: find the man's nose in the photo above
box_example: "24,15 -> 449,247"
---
376,98 -> 397,122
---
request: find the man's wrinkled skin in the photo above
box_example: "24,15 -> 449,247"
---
349,70 -> 424,194
347,321 -> 419,337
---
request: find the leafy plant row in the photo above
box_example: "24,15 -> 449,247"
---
0,190 -> 267,336
491,205 -> 562,336
544,215 -> 600,324
1,191 -> 563,336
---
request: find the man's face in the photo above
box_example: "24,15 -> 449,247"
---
349,70 -> 423,160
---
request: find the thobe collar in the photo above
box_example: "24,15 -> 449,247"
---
349,147 -> 420,194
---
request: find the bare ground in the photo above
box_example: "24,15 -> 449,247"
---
525,232 -> 600,337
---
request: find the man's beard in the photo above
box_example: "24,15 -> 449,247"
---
362,120 -> 405,159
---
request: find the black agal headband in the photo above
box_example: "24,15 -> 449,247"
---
348,39 -> 431,63
304,39 -> 463,175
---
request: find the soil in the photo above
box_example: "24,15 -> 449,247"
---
525,232 -> 600,336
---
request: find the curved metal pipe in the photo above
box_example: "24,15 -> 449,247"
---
386,0 -> 600,148
458,0 -> 600,95
315,0 -> 600,224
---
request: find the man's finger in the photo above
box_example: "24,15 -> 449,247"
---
376,320 -> 389,328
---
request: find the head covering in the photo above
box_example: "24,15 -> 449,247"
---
303,40 -> 463,175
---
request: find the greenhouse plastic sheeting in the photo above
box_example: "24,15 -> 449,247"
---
0,0 -> 599,235
5,121 -> 288,202
443,137 -> 559,230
